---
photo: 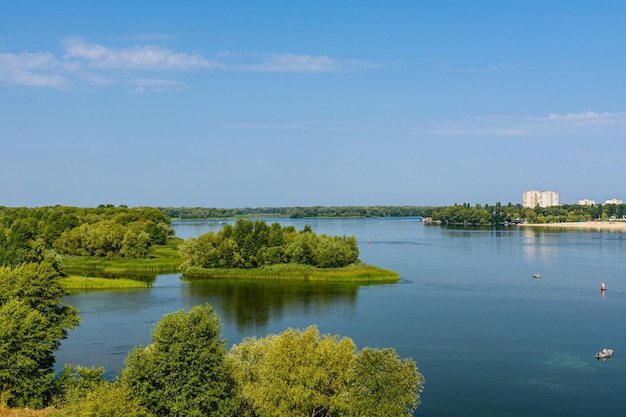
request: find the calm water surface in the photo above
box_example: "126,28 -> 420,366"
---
56,218 -> 626,417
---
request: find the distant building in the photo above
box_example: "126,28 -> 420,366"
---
604,198 -> 623,205
523,190 -> 559,208
578,199 -> 596,206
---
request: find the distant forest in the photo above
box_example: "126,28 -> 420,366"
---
158,205 -> 433,219
430,202 -> 626,225
158,203 -> 626,226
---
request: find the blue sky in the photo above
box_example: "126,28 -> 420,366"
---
1,1 -> 625,208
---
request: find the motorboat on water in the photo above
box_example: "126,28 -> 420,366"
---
595,348 -> 613,360
532,273 -> 542,279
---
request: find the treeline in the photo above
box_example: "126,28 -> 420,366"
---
159,205 -> 432,219
431,202 -> 626,225
0,205 -> 174,265
179,218 -> 360,269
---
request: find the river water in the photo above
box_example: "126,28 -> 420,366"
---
56,218 -> 626,417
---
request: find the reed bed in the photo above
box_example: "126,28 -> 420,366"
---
59,276 -> 151,290
183,263 -> 399,282
60,251 -> 182,274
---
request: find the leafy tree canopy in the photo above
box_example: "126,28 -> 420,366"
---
0,206 -> 174,264
179,219 -> 360,270
121,303 -> 237,417
229,325 -> 425,417
0,262 -> 80,408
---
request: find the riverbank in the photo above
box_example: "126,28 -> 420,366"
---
518,221 -> 626,231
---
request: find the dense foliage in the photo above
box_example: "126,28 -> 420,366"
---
430,202 -> 626,225
55,364 -> 154,417
159,205 -> 431,219
230,325 -> 424,417
0,262 -> 80,408
179,219 -> 360,269
121,304 -> 237,417
0,206 -> 173,264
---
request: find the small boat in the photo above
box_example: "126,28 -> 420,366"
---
595,348 -> 613,360
532,273 -> 542,279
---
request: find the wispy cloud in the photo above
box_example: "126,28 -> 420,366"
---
0,51 -> 67,86
62,38 -> 213,71
130,78 -> 187,93
215,51 -> 370,73
539,111 -> 626,125
416,110 -> 626,138
0,38 -> 371,91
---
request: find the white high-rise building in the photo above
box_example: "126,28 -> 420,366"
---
523,190 -> 559,208
578,199 -> 596,206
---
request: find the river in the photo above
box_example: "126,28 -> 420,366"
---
56,218 -> 626,417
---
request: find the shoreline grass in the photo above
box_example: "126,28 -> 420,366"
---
59,275 -> 152,290
60,245 -> 183,274
182,263 -> 399,282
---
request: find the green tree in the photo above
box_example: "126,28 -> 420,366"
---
56,365 -> 154,417
0,263 -> 80,407
229,326 -> 424,417
230,326 -> 356,417
179,220 -> 359,269
346,348 -> 424,416
122,303 -> 236,417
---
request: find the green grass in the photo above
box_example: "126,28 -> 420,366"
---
60,244 -> 183,274
182,263 -> 400,282
60,275 -> 151,289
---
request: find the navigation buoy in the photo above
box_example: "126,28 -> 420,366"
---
601,282 -> 606,291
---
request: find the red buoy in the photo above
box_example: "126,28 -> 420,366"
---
601,282 -> 606,291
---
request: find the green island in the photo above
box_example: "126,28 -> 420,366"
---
40,210 -> 399,285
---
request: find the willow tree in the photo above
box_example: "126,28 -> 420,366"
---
229,326 -> 424,417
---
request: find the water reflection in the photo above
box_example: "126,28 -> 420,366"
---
182,278 -> 361,332
522,228 -> 560,262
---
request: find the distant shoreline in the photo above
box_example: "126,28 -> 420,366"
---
518,221 -> 626,231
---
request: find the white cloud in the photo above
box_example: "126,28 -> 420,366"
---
239,53 -> 341,72
62,38 -> 213,71
0,38 -> 371,90
544,111 -> 626,124
214,51 -> 370,73
0,51 -> 67,86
